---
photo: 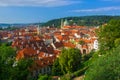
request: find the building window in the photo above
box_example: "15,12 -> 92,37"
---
83,49 -> 86,54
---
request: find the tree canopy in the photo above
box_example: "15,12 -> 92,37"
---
84,45 -> 120,80
42,16 -> 120,27
0,44 -> 16,61
52,58 -> 63,76
59,48 -> 81,74
97,19 -> 120,53
84,19 -> 120,80
0,44 -> 33,80
38,75 -> 51,80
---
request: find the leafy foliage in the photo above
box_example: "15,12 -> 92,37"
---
60,67 -> 88,80
81,50 -> 95,63
84,19 -> 120,80
0,44 -> 33,80
52,58 -> 63,76
114,38 -> 120,47
97,19 -> 120,53
79,40 -> 85,45
84,46 -> 120,80
0,44 -> 16,61
59,48 -> 81,74
9,58 -> 33,80
38,75 -> 52,80
42,16 -> 120,27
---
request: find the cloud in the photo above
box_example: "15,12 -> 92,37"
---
0,0 -> 80,7
72,6 -> 120,12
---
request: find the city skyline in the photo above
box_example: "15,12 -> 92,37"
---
0,0 -> 120,23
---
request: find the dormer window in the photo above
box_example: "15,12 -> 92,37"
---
48,60 -> 50,64
38,57 -> 42,60
21,42 -> 24,44
20,46 -> 23,49
36,43 -> 39,47
34,47 -> 36,50
46,53 -> 48,57
41,43 -> 43,46
37,50 -> 39,54
17,42 -> 19,45
39,47 -> 42,50
26,45 -> 29,48
30,54 -> 32,57
47,45 -> 50,47
36,42 -> 39,45
37,45 -> 39,48
32,44 -> 34,47
50,54 -> 53,57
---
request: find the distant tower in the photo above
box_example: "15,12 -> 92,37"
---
73,23 -> 77,26
37,25 -> 40,35
64,19 -> 69,26
61,19 -> 64,29
25,27 -> 29,34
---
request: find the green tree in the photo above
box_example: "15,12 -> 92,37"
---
84,46 -> 120,80
59,48 -> 81,74
9,58 -> 33,80
52,58 -> 63,76
0,44 -> 33,80
42,16 -> 120,27
79,40 -> 85,45
98,19 -> 120,53
0,44 -> 16,80
38,75 -> 52,80
82,50 -> 95,63
0,43 -> 16,61
114,38 -> 120,47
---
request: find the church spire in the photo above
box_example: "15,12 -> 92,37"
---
61,19 -> 64,29
64,19 -> 69,26
37,25 -> 40,35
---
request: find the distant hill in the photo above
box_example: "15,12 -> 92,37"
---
42,15 -> 120,27
0,24 -> 10,27
0,23 -> 27,28
0,23 -> 43,28
1,15 -> 120,28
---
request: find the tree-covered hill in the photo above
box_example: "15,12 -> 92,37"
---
42,15 -> 120,27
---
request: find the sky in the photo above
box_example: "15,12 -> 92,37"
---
0,0 -> 120,23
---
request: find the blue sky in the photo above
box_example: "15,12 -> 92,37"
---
0,0 -> 120,23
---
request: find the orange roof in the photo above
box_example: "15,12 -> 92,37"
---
63,42 -> 75,48
53,50 -> 61,56
56,35 -> 63,41
44,35 -> 52,39
54,42 -> 63,48
16,48 -> 37,60
34,36 -> 41,40
79,39 -> 92,43
16,50 -> 24,60
82,45 -> 88,49
63,26 -> 71,29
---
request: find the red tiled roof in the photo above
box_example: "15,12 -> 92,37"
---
54,42 -> 63,48
63,42 -> 75,48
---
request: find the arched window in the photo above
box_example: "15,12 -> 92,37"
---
83,49 -> 86,54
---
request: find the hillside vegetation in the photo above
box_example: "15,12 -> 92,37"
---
42,15 -> 120,27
